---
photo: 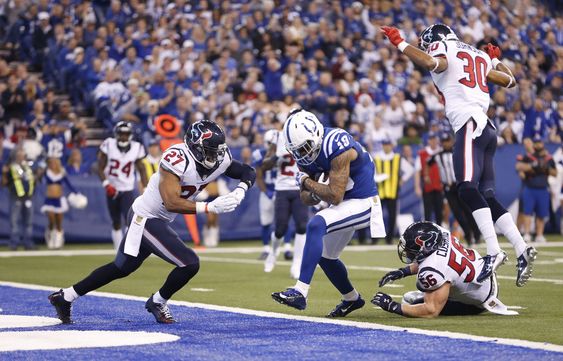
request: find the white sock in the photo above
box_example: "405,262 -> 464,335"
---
271,234 -> 283,254
111,229 -> 122,249
292,233 -> 306,265
153,291 -> 167,304
294,281 -> 310,298
495,213 -> 527,257
343,289 -> 359,302
211,226 -> 220,247
284,242 -> 292,252
63,287 -> 79,302
472,208 -> 501,255
263,245 -> 270,253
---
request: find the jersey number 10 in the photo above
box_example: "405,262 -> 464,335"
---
456,52 -> 489,93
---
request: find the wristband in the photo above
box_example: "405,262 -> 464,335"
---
492,58 -> 501,68
397,41 -> 409,53
400,266 -> 413,276
195,202 -> 208,214
391,301 -> 403,316
102,180 -> 110,187
236,182 -> 249,192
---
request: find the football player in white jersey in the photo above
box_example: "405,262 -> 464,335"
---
253,129 -> 279,260
98,121 -> 148,249
261,125 -> 309,278
48,120 -> 256,324
381,24 -> 536,286
373,221 -> 517,317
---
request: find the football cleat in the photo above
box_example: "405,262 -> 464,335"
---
326,296 -> 365,318
48,289 -> 73,324
477,251 -> 507,283
145,295 -> 176,324
284,250 -> 293,261
272,288 -> 307,310
258,251 -> 269,260
516,246 -> 538,287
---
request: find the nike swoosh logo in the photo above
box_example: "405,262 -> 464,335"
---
340,306 -> 351,313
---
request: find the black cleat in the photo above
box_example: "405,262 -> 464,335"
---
145,295 -> 176,324
326,296 -> 365,318
284,250 -> 294,261
271,288 -> 307,310
48,289 -> 73,324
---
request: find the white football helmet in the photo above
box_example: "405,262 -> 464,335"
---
282,109 -> 324,165
263,129 -> 279,146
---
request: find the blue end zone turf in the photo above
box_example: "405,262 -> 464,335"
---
1,285 -> 561,360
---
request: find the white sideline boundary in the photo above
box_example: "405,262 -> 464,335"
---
1,250 -> 563,285
1,281 -> 562,354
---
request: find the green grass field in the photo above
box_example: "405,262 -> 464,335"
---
1,237 -> 563,346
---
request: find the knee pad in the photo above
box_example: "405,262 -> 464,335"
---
306,215 -> 327,235
457,182 -> 488,211
485,197 -> 507,223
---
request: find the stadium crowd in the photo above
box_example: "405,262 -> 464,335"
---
0,0 -> 560,155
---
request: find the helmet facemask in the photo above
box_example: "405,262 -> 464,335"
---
287,139 -> 321,166
201,143 -> 227,169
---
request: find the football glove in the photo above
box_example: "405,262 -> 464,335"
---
229,182 -> 248,205
102,180 -> 118,199
484,42 -> 501,60
379,266 -> 411,287
380,26 -> 404,47
295,172 -> 310,188
206,194 -> 239,214
371,292 -> 403,316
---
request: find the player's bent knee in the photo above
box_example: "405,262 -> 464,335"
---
457,182 -> 487,211
307,215 -> 327,235
296,223 -> 307,235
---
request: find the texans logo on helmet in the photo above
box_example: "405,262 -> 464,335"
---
415,231 -> 438,247
191,124 -> 213,143
201,130 -> 213,140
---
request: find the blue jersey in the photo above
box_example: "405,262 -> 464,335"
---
299,127 -> 378,200
252,148 -> 276,192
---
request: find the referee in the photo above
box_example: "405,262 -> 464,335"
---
429,133 -> 481,245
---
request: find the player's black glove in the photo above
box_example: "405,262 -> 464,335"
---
379,266 -> 412,287
371,292 -> 403,316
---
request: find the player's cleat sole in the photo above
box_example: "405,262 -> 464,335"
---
516,246 -> 538,287
477,251 -> 507,283
271,288 -> 307,310
326,296 -> 365,318
145,295 -> 176,324
48,289 -> 73,324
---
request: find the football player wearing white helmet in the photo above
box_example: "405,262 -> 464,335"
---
381,24 -> 536,286
98,121 -> 148,249
49,120 -> 256,325
272,109 -> 386,317
372,221 -> 519,317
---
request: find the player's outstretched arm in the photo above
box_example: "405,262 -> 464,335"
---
260,144 -> 278,171
401,282 -> 450,318
379,263 -> 419,287
301,149 -> 356,205
484,43 -> 516,88
380,26 -> 447,73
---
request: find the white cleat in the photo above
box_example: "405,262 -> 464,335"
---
516,246 -> 538,287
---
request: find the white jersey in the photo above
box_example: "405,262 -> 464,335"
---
416,237 -> 493,306
274,134 -> 299,191
132,143 -> 232,222
100,138 -> 146,192
428,40 -> 493,136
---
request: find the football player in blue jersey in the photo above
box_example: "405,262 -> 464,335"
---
252,129 -> 279,260
272,109 -> 386,316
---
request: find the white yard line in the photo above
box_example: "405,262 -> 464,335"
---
1,280 -> 561,353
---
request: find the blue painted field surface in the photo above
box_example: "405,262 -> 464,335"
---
1,286 -> 561,361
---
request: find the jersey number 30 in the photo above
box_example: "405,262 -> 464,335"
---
457,52 -> 489,93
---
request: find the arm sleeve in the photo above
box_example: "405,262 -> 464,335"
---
225,160 -> 256,188
327,131 -> 355,161
416,266 -> 448,292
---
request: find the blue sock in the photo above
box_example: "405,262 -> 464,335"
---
261,225 -> 271,246
319,258 -> 354,295
298,216 -> 326,285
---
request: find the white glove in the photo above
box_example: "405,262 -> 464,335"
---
295,172 -> 309,188
229,182 -> 248,205
197,194 -> 238,214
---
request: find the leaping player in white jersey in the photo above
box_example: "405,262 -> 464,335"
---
98,121 -> 148,249
372,221 -> 517,318
48,120 -> 256,324
381,24 -> 536,286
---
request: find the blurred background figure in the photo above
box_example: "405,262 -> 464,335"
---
2,146 -> 36,250
415,132 -> 443,225
516,135 -> 557,243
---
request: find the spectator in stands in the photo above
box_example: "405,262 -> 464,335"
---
31,12 -> 53,71
516,135 -> 557,243
415,132 -> 443,225
226,126 -> 249,148
2,75 -> 25,123
499,111 -> 524,145
118,46 -> 142,80
2,146 -> 37,250
380,95 -> 408,143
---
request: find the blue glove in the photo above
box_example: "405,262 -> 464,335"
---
295,172 -> 309,188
